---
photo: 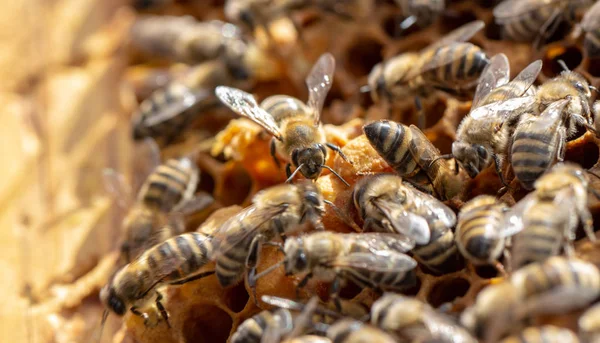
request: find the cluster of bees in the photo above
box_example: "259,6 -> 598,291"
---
97,0 -> 600,342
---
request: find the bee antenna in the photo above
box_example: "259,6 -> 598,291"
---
359,85 -> 371,93
250,259 -> 285,284
94,309 -> 110,343
557,59 -> 570,72
429,154 -> 454,169
589,85 -> 599,93
321,165 -> 351,187
285,164 -> 305,183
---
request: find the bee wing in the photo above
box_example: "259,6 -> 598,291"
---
519,285 -> 600,316
493,0 -> 562,22
215,86 -> 283,140
359,232 -> 417,253
371,199 -> 431,245
511,59 -> 542,91
409,187 -> 457,227
500,192 -> 538,238
407,125 -> 439,169
427,20 -> 485,50
526,98 -> 569,131
306,53 -> 335,124
332,251 -> 417,273
472,53 -> 510,108
141,88 -> 211,127
211,204 -> 288,258
582,1 -> 600,31
102,168 -> 132,209
469,95 -> 536,121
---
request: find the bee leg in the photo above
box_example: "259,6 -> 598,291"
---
325,143 -> 352,165
246,234 -> 269,304
323,199 -> 361,232
286,163 -> 293,179
295,273 -> 313,299
578,202 -> 597,242
493,154 -> 510,188
155,291 -> 171,328
414,96 -> 425,130
168,271 -> 215,285
131,307 -> 151,327
533,8 -> 562,50
271,138 -> 281,169
493,261 -> 508,278
556,128 -> 566,162
329,277 -> 342,312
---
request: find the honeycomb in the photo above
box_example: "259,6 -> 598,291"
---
4,0 -> 600,342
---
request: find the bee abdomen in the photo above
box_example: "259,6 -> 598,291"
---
500,326 -> 580,343
511,132 -> 555,190
363,120 -> 419,176
140,158 -> 197,212
231,312 -> 272,343
424,44 -> 488,87
502,6 -> 555,42
512,223 -> 562,268
412,229 -> 461,273
215,234 -> 255,287
457,207 -> 504,262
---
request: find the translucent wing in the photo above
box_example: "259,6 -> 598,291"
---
494,0 -> 561,21
472,53 -> 510,108
211,204 -> 288,258
140,88 -> 211,127
306,53 -> 335,123
371,199 -> 431,245
352,232 -> 416,254
102,168 -> 132,210
172,191 -> 215,216
526,99 -> 569,132
407,125 -> 439,171
286,297 -> 320,340
406,186 -> 457,227
512,60 -> 542,90
422,312 -> 476,343
332,251 -> 417,273
469,95 -> 536,121
215,86 -> 283,140
582,1 -> 600,31
518,285 -> 600,317
428,20 -> 485,50
501,192 -> 538,237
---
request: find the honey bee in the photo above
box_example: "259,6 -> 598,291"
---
502,163 -> 597,268
449,54 -> 542,181
104,154 -> 206,263
366,21 -> 488,106
131,16 -> 276,80
132,61 -> 234,145
99,231 -> 215,324
455,195 -> 508,271
363,120 -> 463,200
216,53 -> 351,184
325,319 -> 398,343
352,174 -> 461,274
579,302 -> 600,342
212,181 -> 325,292
493,0 -> 594,48
463,257 -> 600,342
509,99 -> 573,190
279,231 -> 417,306
500,326 -> 579,343
371,293 -> 477,343
580,0 -> 600,58
394,0 -> 445,30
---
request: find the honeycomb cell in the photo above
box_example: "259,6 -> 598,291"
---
181,304 -> 233,343
542,45 -> 583,77
427,277 -> 470,308
343,37 -> 384,77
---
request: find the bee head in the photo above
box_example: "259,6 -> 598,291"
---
292,145 -> 327,180
283,237 -> 308,275
100,285 -> 127,316
452,142 -> 490,179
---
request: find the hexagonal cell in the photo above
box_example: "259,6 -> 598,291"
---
343,37 -> 384,78
181,304 -> 233,343
426,277 -> 470,308
542,46 -> 583,77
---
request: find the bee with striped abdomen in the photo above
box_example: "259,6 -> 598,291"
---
131,61 -> 235,145
455,195 -> 508,273
99,231 -> 215,325
493,0 -> 593,48
501,163 -> 597,268
278,231 -> 417,307
500,326 -> 579,343
352,174 -> 461,274
212,181 -> 325,294
509,99 -> 578,190
366,20 -> 488,110
325,319 -> 397,343
448,54 -> 542,182
579,302 -> 600,342
363,120 -> 463,200
580,0 -> 600,58
371,293 -> 477,343
394,0 -> 445,30
216,53 -> 351,184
